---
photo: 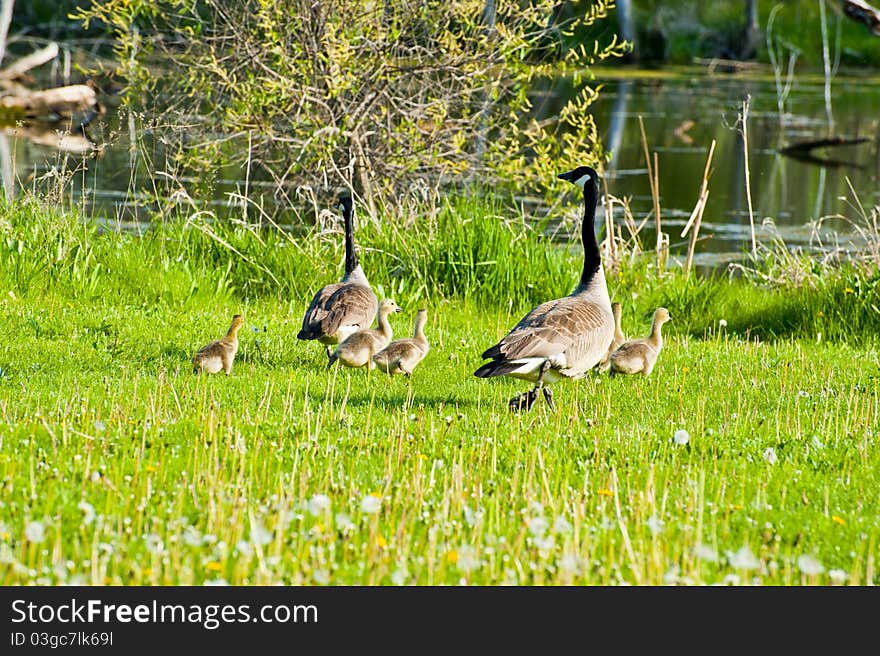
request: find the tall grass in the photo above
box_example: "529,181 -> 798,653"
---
2,193 -> 879,345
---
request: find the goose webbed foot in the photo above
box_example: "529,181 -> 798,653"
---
542,387 -> 554,409
508,388 -> 539,412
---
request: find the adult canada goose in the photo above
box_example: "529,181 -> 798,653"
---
192,314 -> 244,375
372,308 -> 429,376
596,302 -> 625,373
609,307 -> 671,376
327,299 -> 402,370
297,194 -> 378,359
474,165 -> 614,411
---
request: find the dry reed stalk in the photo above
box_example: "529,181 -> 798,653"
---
741,96 -> 757,257
601,174 -> 618,273
638,116 -> 664,273
682,139 -> 717,278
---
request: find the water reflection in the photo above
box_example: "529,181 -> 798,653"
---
8,67 -> 880,270
591,71 -> 880,265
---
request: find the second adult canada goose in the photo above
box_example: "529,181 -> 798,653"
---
473,165 -> 614,411
192,314 -> 244,375
609,307 -> 671,376
372,308 -> 429,376
596,302 -> 625,373
297,194 -> 378,359
327,299 -> 402,370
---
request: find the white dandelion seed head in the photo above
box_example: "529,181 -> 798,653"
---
312,569 -> 330,585
528,501 -> 544,515
718,319 -> 727,327
77,501 -> 95,526
763,447 -> 777,465
553,516 -> 572,536
391,565 -> 409,585
335,513 -> 355,532
722,573 -> 741,585
463,505 -> 483,528
797,554 -> 825,576
728,546 -> 760,570
182,526 -> 202,547
673,429 -> 690,445
647,514 -> 664,535
90,471 -> 102,483
528,516 -> 549,538
664,565 -> 682,585
695,544 -> 719,563
93,419 -> 106,433
457,546 -> 481,573
25,521 -> 46,543
534,535 -> 555,553
559,553 -> 581,575
235,540 -> 253,557
828,569 -> 848,585
249,522 -> 272,547
144,534 -> 163,554
360,494 -> 382,515
307,494 -> 332,517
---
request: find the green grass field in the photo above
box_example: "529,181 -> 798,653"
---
0,197 -> 877,585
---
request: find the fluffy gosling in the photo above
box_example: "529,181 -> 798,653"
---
328,299 -> 401,370
372,308 -> 429,377
192,314 -> 244,375
609,307 -> 671,376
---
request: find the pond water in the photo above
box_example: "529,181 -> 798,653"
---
584,68 -> 880,269
6,65 -> 880,272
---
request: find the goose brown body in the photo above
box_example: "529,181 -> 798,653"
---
609,307 -> 671,376
372,308 -> 429,376
192,314 -> 244,375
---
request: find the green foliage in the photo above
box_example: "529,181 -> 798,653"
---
72,0 -> 628,207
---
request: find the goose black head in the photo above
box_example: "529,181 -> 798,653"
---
558,165 -> 599,190
337,194 -> 353,214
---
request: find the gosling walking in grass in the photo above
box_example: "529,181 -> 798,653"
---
328,299 -> 402,370
609,307 -> 671,376
372,308 -> 429,377
192,314 -> 244,375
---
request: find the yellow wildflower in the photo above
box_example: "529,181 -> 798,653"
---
831,516 -> 845,525
205,562 -> 223,572
446,550 -> 459,564
597,489 -> 613,497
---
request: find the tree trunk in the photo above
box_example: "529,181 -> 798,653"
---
617,0 -> 635,61
0,0 -> 14,68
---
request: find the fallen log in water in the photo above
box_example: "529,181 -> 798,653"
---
0,83 -> 98,123
0,120 -> 93,154
779,136 -> 870,168
841,0 -> 880,35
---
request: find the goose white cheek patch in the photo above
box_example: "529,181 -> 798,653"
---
574,173 -> 591,189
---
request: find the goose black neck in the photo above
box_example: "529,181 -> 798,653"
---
343,203 -> 359,276
579,177 -> 601,286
